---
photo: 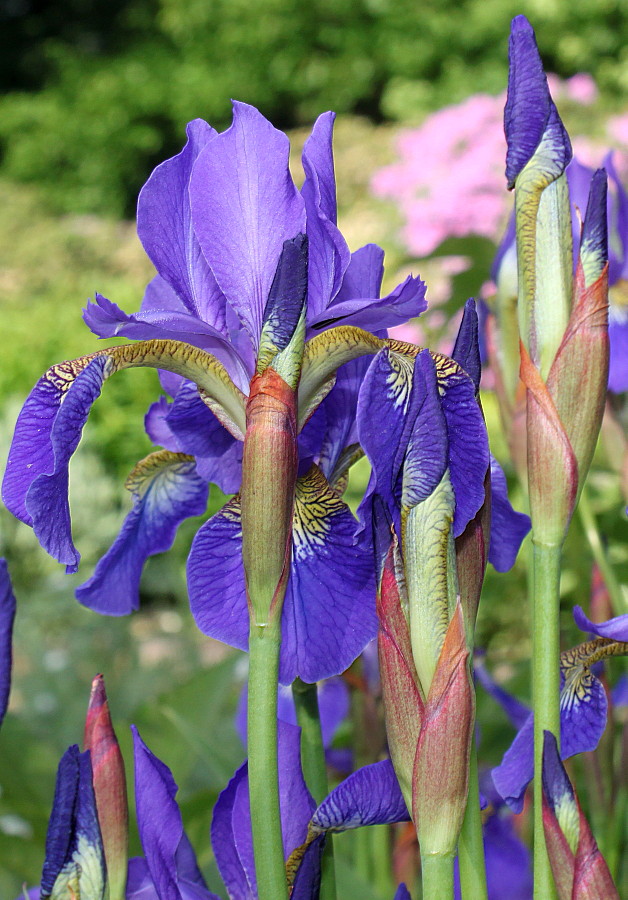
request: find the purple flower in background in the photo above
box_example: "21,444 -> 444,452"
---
488,601 -> 628,812
236,676 -> 352,772
212,720 -> 409,899
25,727 -> 219,900
454,775 -> 532,900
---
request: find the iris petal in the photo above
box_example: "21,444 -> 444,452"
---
188,468 -> 375,685
0,560 -> 16,727
487,456 -> 530,572
504,15 -> 571,188
212,722 -> 314,899
133,726 -> 215,900
281,466 -> 376,684
310,759 -> 409,833
137,118 -> 227,329
491,658 -> 608,812
77,451 -> 208,615
301,112 -> 351,318
573,605 -> 628,642
190,101 -> 305,348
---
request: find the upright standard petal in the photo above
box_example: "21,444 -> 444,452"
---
451,298 -> 481,392
190,101 -> 305,347
0,559 -> 16,727
301,112 -> 351,318
77,451 -> 208,615
137,119 -> 229,330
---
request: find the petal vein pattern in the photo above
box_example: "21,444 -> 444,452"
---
188,467 -> 376,684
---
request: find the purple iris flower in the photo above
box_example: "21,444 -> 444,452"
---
0,559 -> 16,729
211,720 -> 409,899
487,599 -> 628,812
3,102 -> 426,684
25,728 -> 219,900
357,300 -> 529,570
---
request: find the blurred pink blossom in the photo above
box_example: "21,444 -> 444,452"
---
547,73 -> 598,105
373,76 -> 599,258
373,93 -> 507,256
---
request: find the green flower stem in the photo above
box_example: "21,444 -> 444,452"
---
248,620 -> 288,900
292,678 -> 337,900
421,852 -> 455,899
371,824 -> 393,898
577,487 -> 627,615
458,737 -> 488,900
531,539 -> 562,900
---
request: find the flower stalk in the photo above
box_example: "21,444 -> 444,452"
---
292,678 -> 337,900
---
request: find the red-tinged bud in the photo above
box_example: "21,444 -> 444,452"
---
520,341 -> 579,545
377,540 -> 424,808
412,603 -> 473,857
572,808 -> 620,900
542,730 -> 619,899
455,470 -> 491,638
241,368 -> 298,626
84,674 -> 128,900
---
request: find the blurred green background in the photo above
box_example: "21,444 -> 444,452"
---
1,0 -> 627,895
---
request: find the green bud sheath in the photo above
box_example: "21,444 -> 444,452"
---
241,368 -> 298,626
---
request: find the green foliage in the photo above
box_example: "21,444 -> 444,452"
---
2,0 -> 628,214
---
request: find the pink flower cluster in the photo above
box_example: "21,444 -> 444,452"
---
372,74 -> 600,259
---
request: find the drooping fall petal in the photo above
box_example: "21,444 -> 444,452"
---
77,451 -> 208,615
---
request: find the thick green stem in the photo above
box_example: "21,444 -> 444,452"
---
531,540 -> 562,900
292,678 -> 337,900
421,852 -> 455,899
577,488 -> 627,615
248,620 -> 288,900
458,738 -> 488,900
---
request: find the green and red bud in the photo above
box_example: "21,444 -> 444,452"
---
377,538 -> 423,808
542,731 -> 619,900
84,674 -> 128,900
521,172 -> 609,544
241,368 -> 299,626
412,603 -> 474,858
376,536 -> 473,857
